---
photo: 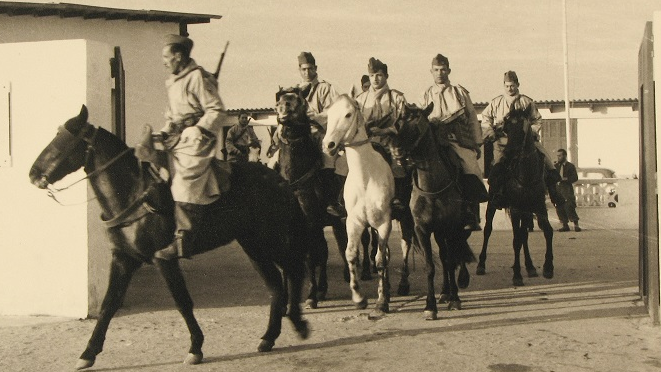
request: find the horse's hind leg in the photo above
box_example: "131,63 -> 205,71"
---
76,251 -> 141,370
477,202 -> 497,275
537,213 -> 554,279
333,221 -> 352,283
249,259 -> 286,352
345,220 -> 368,309
372,222 -> 392,316
522,229 -> 538,278
510,214 -> 525,286
360,228 -> 373,281
153,257 -> 205,365
397,212 -> 414,296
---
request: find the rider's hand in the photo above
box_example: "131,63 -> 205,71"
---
475,147 -> 482,159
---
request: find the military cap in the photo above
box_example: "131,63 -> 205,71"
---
504,70 -> 519,84
367,57 -> 388,75
164,34 -> 194,53
298,52 -> 316,66
431,54 -> 449,67
361,75 -> 370,85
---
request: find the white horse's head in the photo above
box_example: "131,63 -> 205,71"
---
323,95 -> 367,156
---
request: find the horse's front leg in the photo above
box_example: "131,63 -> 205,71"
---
522,221 -> 539,278
397,213 -> 415,296
153,257 -> 205,365
510,214 -> 525,287
537,213 -> 555,279
305,225 -> 328,309
372,221 -> 392,316
477,202 -> 498,275
346,220 -> 368,309
249,260 -> 285,352
76,251 -> 141,370
416,225 -> 437,320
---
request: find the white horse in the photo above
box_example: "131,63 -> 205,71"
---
323,94 -> 394,315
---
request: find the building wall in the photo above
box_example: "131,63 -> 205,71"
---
0,39 -> 112,318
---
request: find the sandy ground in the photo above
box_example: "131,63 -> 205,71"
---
1,228 -> 660,372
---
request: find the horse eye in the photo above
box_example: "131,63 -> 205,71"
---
345,113 -> 351,118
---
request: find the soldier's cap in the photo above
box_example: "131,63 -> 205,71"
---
431,54 -> 449,67
164,34 -> 193,54
298,52 -> 315,66
361,75 -> 370,85
504,70 -> 519,84
367,57 -> 388,75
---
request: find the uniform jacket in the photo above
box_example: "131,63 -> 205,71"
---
300,77 -> 340,168
355,84 -> 407,149
555,160 -> 578,199
419,82 -> 482,150
225,124 -> 260,162
481,94 -> 542,142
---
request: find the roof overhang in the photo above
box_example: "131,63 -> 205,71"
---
0,2 -> 221,24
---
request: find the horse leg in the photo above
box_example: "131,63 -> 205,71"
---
152,257 -> 205,365
346,220 -> 368,309
477,202 -> 497,275
522,216 -> 538,277
397,213 -> 414,296
360,228 -> 373,281
510,214 -> 525,286
284,257 -> 310,341
458,261 -> 470,289
370,228 -> 379,273
75,252 -> 141,370
249,259 -> 288,352
333,222 -> 351,283
372,222 -> 392,316
416,226 -> 437,320
537,214 -> 555,279
305,226 -> 327,309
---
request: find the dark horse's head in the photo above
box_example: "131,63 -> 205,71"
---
393,102 -> 434,158
275,86 -> 310,127
502,107 -> 535,159
29,105 -> 94,189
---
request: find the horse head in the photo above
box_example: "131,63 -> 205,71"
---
323,95 -> 366,156
393,102 -> 434,157
275,86 -> 310,127
29,105 -> 94,189
502,107 -> 533,159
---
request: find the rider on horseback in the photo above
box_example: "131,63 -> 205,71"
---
150,34 -> 227,261
419,54 -> 488,231
481,71 -> 563,209
354,57 -> 409,215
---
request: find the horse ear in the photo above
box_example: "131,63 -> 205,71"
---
275,86 -> 284,102
79,105 -> 89,123
423,102 -> 434,117
299,84 -> 312,99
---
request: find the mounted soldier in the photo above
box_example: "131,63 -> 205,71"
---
225,110 -> 260,162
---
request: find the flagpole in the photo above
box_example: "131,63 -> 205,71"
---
562,0 -> 573,163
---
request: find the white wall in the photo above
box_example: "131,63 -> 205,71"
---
0,39 -> 112,318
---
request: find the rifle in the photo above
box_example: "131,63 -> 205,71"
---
212,41 -> 230,80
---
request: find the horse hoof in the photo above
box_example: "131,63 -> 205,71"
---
397,283 -> 410,296
527,268 -> 539,278
258,339 -> 275,352
424,310 -> 438,321
543,269 -> 554,279
375,302 -> 389,314
438,294 -> 450,304
476,266 -> 486,275
293,319 -> 310,340
447,300 -> 462,311
355,298 -> 368,310
305,299 -> 318,309
75,358 -> 95,370
458,273 -> 470,289
317,291 -> 327,301
368,309 -> 387,320
513,278 -> 525,287
184,353 -> 203,365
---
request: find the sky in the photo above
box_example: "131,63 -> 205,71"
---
25,0 -> 661,109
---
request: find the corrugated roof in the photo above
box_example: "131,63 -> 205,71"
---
473,98 -> 638,107
0,1 -> 221,24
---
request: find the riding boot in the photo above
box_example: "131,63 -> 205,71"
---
321,168 -> 346,217
390,176 -> 408,219
545,168 -> 564,207
457,174 -> 486,231
154,202 -> 200,260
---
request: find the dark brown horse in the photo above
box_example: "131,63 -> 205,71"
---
29,106 -> 310,370
273,87 -> 348,310
393,103 -> 474,321
478,108 -> 554,286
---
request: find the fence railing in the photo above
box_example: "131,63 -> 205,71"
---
573,178 -> 619,208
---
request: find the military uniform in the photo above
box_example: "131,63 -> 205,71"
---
225,122 -> 259,162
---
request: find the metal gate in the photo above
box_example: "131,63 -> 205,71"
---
638,21 -> 660,325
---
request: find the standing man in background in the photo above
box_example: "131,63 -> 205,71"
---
555,148 -> 581,232
154,34 -> 226,260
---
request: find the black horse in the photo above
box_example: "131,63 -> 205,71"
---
394,103 -> 474,320
273,87 -> 348,309
29,106 -> 310,370
478,108 -> 554,286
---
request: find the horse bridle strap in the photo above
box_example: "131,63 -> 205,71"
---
412,172 -> 455,196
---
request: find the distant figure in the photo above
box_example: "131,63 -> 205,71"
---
555,148 -> 581,232
225,111 -> 260,162
360,74 -> 370,92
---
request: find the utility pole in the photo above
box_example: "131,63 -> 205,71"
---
562,0 -> 574,163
